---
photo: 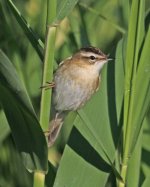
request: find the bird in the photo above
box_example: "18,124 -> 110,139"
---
42,46 -> 111,147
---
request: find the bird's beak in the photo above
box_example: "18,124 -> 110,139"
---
106,54 -> 114,62
107,58 -> 113,61
98,54 -> 113,63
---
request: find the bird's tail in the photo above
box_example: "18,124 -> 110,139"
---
47,113 -> 65,147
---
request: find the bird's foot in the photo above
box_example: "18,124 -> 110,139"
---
44,130 -> 50,137
44,117 -> 63,147
40,81 -> 55,90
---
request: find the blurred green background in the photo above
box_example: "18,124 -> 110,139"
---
0,0 -> 150,186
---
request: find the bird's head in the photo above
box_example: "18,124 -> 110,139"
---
72,46 -> 111,73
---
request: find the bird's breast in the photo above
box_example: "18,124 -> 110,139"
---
53,64 -> 100,111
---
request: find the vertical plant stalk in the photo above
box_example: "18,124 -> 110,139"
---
118,0 -> 144,186
34,0 -> 57,187
39,26 -> 57,131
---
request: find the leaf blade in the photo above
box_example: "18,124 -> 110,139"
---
0,50 -> 48,172
55,0 -> 79,22
129,27 -> 150,154
6,0 -> 44,60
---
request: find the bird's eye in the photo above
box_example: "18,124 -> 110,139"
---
90,56 -> 96,60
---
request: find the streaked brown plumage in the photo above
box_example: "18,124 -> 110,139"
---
45,46 -> 110,147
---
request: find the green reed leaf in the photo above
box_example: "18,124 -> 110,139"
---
55,0 -> 79,23
6,0 -> 44,60
0,50 -> 48,172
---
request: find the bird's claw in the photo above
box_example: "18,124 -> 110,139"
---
40,81 -> 55,90
44,130 -> 50,137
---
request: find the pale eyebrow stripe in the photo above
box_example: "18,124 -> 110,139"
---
80,52 -> 100,58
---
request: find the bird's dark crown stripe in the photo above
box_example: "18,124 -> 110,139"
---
79,46 -> 105,56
